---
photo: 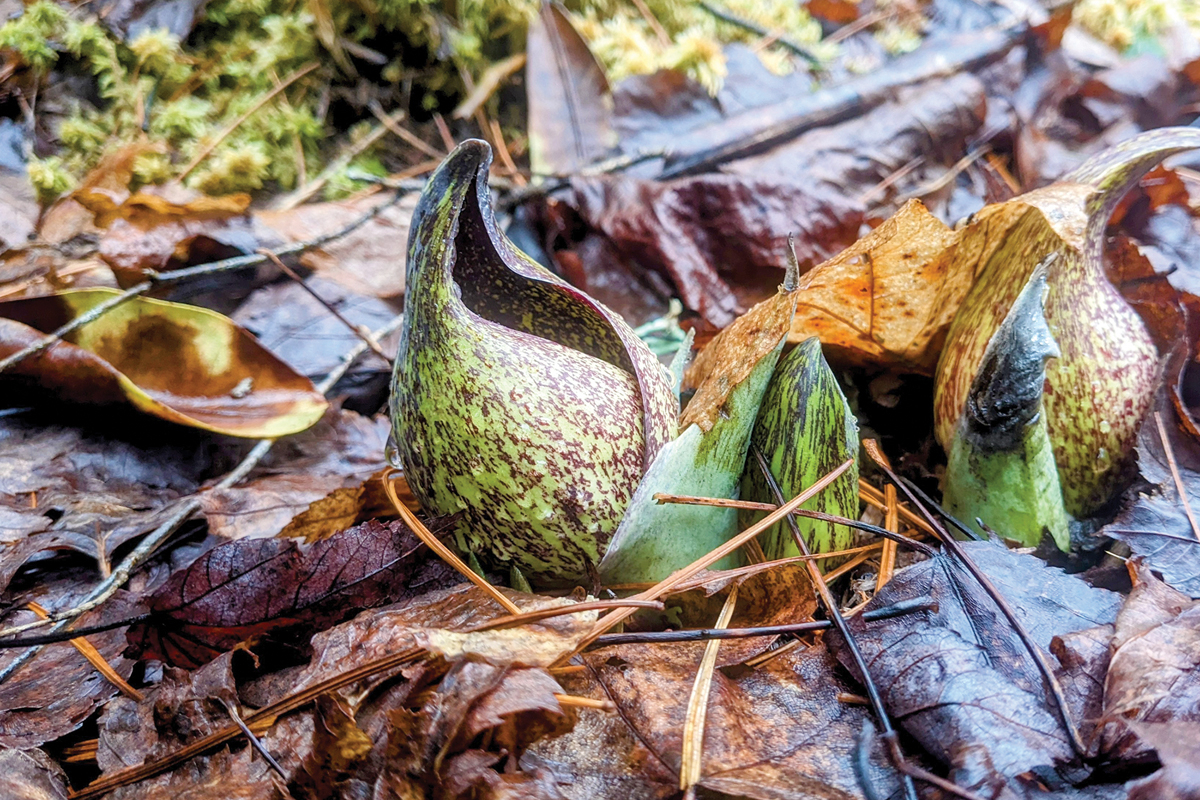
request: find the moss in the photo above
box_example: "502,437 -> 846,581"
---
0,0 -> 831,202
1074,0 -> 1200,53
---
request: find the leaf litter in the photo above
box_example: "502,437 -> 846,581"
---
1,1 -> 1200,798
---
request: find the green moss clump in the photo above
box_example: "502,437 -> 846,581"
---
1074,0 -> 1200,53
0,0 -> 833,202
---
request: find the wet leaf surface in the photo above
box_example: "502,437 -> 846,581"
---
526,1 -> 615,176
256,192 -> 418,301
125,518 -> 461,668
0,747 -> 70,800
828,541 -> 1123,795
1105,397 -> 1200,598
0,587 -> 142,749
0,289 -> 328,437
577,641 -> 903,799
1099,564 -> 1200,761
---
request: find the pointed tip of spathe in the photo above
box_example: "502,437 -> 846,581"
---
783,234 -> 799,293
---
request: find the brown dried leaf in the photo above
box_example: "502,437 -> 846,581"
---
576,641 -> 901,798
0,589 -> 141,749
1099,563 -> 1200,761
290,694 -> 373,800
198,408 -> 391,542
256,193 -> 417,300
0,748 -> 70,800
0,413 -> 211,594
785,199 -> 963,374
75,184 -> 257,287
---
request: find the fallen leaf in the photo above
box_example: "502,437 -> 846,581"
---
197,408 -> 392,542
75,183 -> 258,287
577,640 -> 903,798
0,411 -> 213,594
1126,721 -> 1200,800
526,1 -> 616,176
1104,397 -> 1200,599
96,655 -> 278,799
784,199 -> 962,373
1098,564 -> 1200,761
828,541 -> 1123,795
556,71 -> 986,329
0,587 -> 141,749
231,276 -> 398,384
124,518 -> 460,668
0,289 -> 329,437
0,748 -> 70,800
661,561 -> 817,667
290,694 -> 373,800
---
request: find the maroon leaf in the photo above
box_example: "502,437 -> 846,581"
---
125,518 -> 460,667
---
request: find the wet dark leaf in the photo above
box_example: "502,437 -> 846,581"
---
0,289 -> 328,437
124,518 -> 460,668
0,411 -> 210,594
1098,564 -> 1200,761
256,192 -> 418,301
575,641 -> 902,799
526,1 -> 615,176
1126,722 -> 1200,800
231,276 -> 398,384
1105,403 -> 1200,599
76,184 -> 262,287
0,748 -> 70,800
558,73 -> 985,328
197,409 -> 392,542
828,541 -> 1123,795
0,588 -> 141,749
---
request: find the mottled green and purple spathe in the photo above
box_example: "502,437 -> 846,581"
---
389,140 -> 676,585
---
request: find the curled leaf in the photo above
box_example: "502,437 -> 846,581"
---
0,289 -> 328,437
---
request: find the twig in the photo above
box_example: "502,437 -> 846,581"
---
680,584 -> 737,791
0,189 -> 404,377
473,599 -> 664,631
368,100 -> 444,159
862,440 -> 1088,758
554,694 -> 614,711
0,314 -> 407,681
222,699 -> 288,780
1155,411 -> 1200,542
752,446 -> 919,800
179,62 -> 319,180
696,0 -> 820,64
590,602 -> 937,647
382,471 -> 522,615
257,248 -> 392,363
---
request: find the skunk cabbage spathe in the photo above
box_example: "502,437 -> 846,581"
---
389,140 -> 677,585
